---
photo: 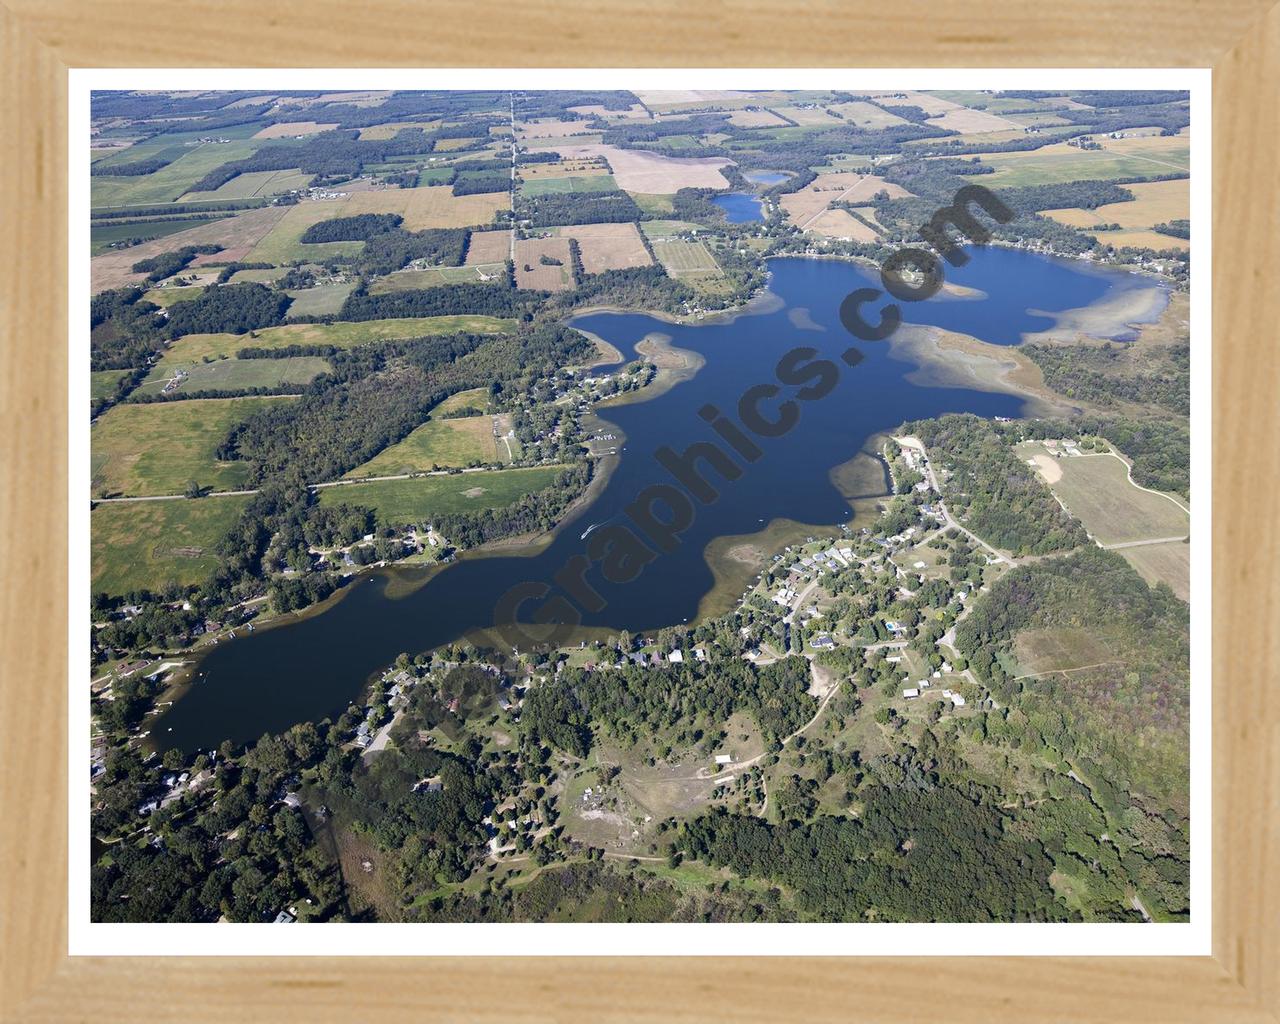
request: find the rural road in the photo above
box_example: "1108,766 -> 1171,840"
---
1101,535 -> 1189,550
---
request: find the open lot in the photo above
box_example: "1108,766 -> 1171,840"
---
91,396 -> 296,497
567,103 -> 650,121
514,237 -> 574,291
357,120 -> 439,141
1018,442 -> 1190,547
91,493 -> 252,596
136,355 -> 331,396
317,465 -> 568,525
90,370 -> 131,401
163,315 -> 513,362
554,222 -> 653,273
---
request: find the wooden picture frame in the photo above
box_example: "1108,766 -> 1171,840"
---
1,2 -> 1276,1019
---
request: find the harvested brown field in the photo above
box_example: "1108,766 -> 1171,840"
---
514,237 -> 574,291
1043,178 -> 1189,249
926,107 -> 1018,134
553,143 -> 732,193
727,109 -> 790,128
772,105 -> 842,126
828,100 -> 909,128
567,103 -> 650,121
632,89 -> 753,111
464,229 -> 512,265
520,158 -> 609,179
90,205 -> 289,292
779,173 -> 911,230
252,121 -> 337,140
556,222 -> 653,273
516,118 -> 600,140
433,137 -> 480,151
866,91 -> 959,116
358,120 -> 438,140
804,208 -> 880,242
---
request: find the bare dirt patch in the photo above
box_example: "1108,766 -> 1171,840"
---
516,118 -> 600,140
804,208 -> 880,241
1029,453 -> 1064,484
462,486 -> 487,498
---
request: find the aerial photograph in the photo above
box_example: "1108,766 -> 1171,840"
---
87,86 -> 1192,925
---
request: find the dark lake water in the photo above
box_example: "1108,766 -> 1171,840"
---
151,250 -> 1163,753
744,171 -> 790,186
713,193 -> 765,222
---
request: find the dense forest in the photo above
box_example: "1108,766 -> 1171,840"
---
902,414 -> 1089,554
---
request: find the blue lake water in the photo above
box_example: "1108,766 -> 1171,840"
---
712,193 -> 765,223
152,250 -> 1166,752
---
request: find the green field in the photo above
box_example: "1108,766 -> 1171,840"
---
161,315 -> 515,362
181,168 -> 313,201
91,216 -> 231,256
637,220 -> 697,239
318,465 -> 568,525
136,355 -> 331,396
143,285 -> 207,308
975,144 -> 1191,187
91,493 -> 251,597
347,416 -> 498,475
226,267 -> 287,284
91,396 -> 295,497
285,282 -> 356,317
91,370 -> 131,401
370,265 -> 506,292
650,238 -> 722,277
1017,442 -> 1190,545
91,139 -> 264,208
520,175 -> 619,197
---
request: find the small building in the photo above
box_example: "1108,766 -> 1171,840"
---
809,634 -> 835,650
668,649 -> 684,664
902,687 -> 920,700
273,910 -> 296,924
949,692 -> 967,707
714,754 -> 734,766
